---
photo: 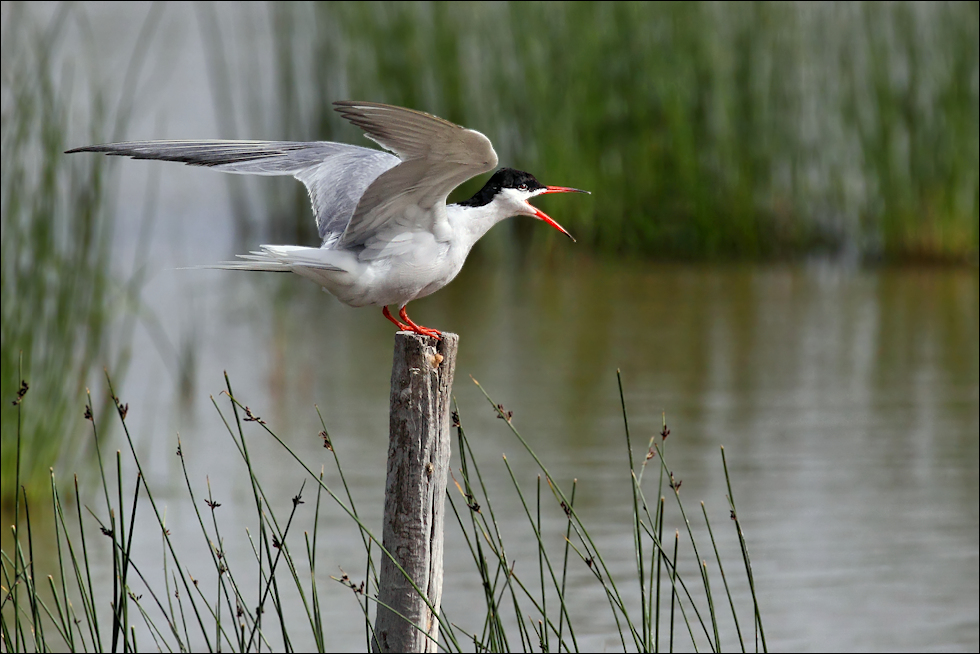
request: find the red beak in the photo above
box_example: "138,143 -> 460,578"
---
529,185 -> 589,242
540,185 -> 589,196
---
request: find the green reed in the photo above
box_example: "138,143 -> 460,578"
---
203,1 -> 976,263
0,2 -> 159,504
2,363 -> 764,652
1,4 -> 113,503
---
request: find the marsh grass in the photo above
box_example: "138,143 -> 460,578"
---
2,365 -> 765,652
0,3 -> 160,503
203,2 -> 977,262
1,4 -> 116,503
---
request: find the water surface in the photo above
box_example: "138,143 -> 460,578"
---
68,252 -> 979,652
4,4 -> 977,649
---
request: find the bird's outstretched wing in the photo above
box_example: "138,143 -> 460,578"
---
333,101 -> 498,247
66,140 -> 398,242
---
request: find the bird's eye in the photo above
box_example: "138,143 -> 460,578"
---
519,183 -> 528,191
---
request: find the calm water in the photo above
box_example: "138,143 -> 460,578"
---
24,251 -> 978,652
5,4 -> 978,651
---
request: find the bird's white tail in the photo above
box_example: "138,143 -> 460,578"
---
197,245 -> 348,272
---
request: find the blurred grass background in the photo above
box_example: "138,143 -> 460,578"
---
1,3 -> 155,502
209,1 -> 978,262
1,5 -> 116,501
1,1 -> 978,501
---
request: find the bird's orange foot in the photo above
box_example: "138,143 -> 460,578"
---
411,325 -> 442,339
399,307 -> 442,341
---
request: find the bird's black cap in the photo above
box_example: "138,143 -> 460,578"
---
458,168 -> 544,207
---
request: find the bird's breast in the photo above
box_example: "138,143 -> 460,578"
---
342,230 -> 468,306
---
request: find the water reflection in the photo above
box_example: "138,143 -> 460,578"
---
4,3 -> 977,649
4,255 -> 976,650
52,255 -> 968,651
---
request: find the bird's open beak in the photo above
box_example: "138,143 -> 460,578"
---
528,185 -> 589,243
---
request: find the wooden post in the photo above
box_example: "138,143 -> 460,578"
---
373,331 -> 458,653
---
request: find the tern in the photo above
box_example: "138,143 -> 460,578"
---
68,101 -> 587,339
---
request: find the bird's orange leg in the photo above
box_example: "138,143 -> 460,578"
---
399,306 -> 442,340
382,306 -> 411,331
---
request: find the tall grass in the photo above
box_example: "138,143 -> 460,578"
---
1,4 -> 116,503
0,3 -> 159,506
0,3 -> 162,504
847,2 -> 980,260
204,1 -> 977,262
2,365 -> 765,652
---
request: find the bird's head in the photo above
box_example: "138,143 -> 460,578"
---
458,168 -> 588,241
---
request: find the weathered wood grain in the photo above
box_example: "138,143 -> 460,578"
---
373,331 -> 458,653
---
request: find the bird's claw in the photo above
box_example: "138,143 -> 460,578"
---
412,326 -> 442,340
398,307 -> 442,340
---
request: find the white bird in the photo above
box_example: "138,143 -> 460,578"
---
68,101 -> 587,339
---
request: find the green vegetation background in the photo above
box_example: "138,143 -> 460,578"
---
243,2 -> 979,261
2,1 -> 979,498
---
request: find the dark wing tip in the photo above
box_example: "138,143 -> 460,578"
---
65,145 -> 105,154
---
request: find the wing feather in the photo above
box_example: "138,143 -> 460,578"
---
333,101 -> 498,247
68,97 -> 500,250
66,140 -> 398,242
